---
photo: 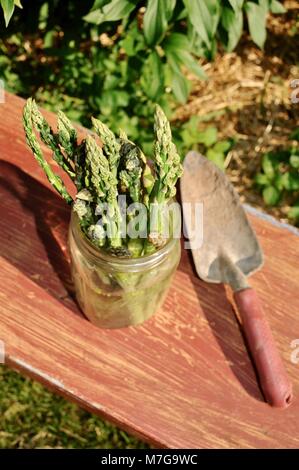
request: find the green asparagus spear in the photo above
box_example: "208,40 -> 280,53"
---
57,110 -> 78,160
91,117 -> 121,173
29,99 -> 76,181
85,135 -> 122,248
118,133 -> 154,206
151,105 -> 183,203
146,105 -> 183,248
23,99 -> 73,204
119,147 -> 142,203
23,98 -> 182,256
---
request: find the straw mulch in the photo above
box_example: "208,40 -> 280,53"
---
176,1 -> 299,223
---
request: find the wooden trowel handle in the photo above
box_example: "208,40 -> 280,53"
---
234,288 -> 292,408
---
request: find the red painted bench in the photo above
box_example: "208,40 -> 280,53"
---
1,92 -> 299,448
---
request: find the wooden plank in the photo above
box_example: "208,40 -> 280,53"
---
0,92 -> 299,448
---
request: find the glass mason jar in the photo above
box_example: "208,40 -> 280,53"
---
68,211 -> 181,329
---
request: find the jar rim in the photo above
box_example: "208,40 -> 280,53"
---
70,210 -> 179,270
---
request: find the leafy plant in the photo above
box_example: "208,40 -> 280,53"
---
0,0 -> 22,26
0,0 -> 286,154
82,0 -> 286,104
255,136 -> 299,222
175,115 -> 235,169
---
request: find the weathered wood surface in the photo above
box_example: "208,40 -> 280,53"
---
0,92 -> 299,448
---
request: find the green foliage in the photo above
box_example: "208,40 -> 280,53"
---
255,135 -> 299,222
83,0 -> 136,24
243,0 -> 286,49
269,0 -> 286,14
245,1 -> 267,49
176,115 -> 234,169
221,5 -> 243,51
143,0 -> 175,45
288,202 -> 299,221
0,0 -> 286,153
262,185 -> 280,206
0,0 -> 22,27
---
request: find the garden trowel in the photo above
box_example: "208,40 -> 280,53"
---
180,151 -> 292,408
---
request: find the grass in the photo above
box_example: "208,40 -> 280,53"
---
0,366 -> 149,449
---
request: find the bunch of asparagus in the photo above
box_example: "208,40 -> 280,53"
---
23,99 -> 183,258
